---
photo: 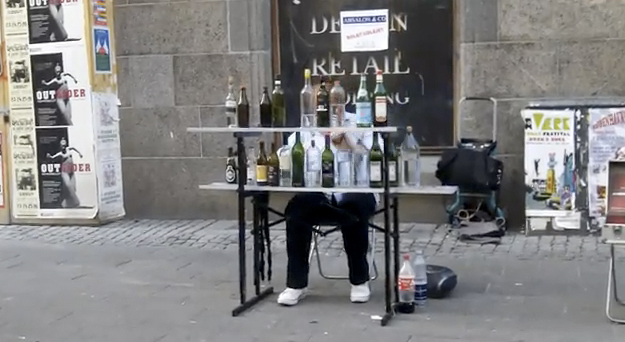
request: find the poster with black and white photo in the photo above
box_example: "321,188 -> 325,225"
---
30,48 -> 89,126
27,0 -> 84,44
35,126 -> 97,215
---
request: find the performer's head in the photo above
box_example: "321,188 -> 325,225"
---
54,63 -> 62,75
60,137 -> 67,148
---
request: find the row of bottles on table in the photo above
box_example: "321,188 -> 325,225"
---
224,68 -> 390,128
397,251 -> 428,314
225,76 -> 286,128
224,127 -> 421,188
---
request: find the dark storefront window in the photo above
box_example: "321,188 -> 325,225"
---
275,0 -> 455,149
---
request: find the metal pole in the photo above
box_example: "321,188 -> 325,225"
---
382,132 -> 392,315
393,197 -> 400,303
236,136 -> 247,304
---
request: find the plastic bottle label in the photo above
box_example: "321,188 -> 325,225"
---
398,277 -> 414,291
256,165 -> 268,182
389,161 -> 397,182
414,284 -> 427,303
225,165 -> 236,183
356,102 -> 372,125
375,97 -> 386,122
370,161 -> 382,181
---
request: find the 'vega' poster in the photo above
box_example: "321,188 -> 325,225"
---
523,109 -> 579,230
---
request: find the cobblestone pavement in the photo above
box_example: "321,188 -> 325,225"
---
0,219 -> 615,261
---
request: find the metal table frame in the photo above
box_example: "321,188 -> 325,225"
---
188,126 -> 456,326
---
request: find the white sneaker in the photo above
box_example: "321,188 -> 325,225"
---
350,282 -> 370,303
277,288 -> 307,306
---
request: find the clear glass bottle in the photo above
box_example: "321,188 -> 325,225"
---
278,143 -> 292,187
400,126 -> 421,187
330,80 -> 346,127
225,76 -> 237,127
305,139 -> 321,187
355,74 -> 372,127
353,138 -> 369,187
246,146 -> 256,185
300,69 -> 315,127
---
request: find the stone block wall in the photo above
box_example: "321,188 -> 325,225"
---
112,0 -> 625,227
458,0 -> 625,227
114,0 -> 272,218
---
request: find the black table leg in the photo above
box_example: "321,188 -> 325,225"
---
252,196 -> 261,296
232,136 -> 274,317
381,132 -> 394,326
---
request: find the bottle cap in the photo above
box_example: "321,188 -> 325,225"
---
304,69 -> 311,78
376,70 -> 383,75
403,254 -> 410,260
406,126 -> 413,133
275,79 -> 281,85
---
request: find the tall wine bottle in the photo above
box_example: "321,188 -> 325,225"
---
272,77 -> 286,127
355,74 -> 372,127
237,87 -> 250,127
291,132 -> 305,187
369,132 -> 383,188
268,142 -> 280,186
321,135 -> 335,188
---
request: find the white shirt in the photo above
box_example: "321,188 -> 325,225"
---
286,112 -> 383,204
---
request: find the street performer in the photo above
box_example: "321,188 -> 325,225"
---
277,112 -> 383,306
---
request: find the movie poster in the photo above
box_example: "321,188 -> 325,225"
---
588,108 -> 625,224
27,0 -> 84,44
92,92 -> 124,219
523,109 -> 579,230
30,48 -> 90,126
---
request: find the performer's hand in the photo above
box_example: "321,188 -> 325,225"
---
79,154 -> 83,158
46,153 -> 51,158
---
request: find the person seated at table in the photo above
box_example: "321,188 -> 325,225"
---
277,112 -> 384,306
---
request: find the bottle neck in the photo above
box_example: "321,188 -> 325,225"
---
295,132 -> 301,142
376,74 -> 383,83
324,135 -> 331,148
359,76 -> 367,88
304,76 -> 312,87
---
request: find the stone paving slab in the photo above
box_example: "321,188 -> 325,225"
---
0,239 -> 624,342
0,219 -> 616,261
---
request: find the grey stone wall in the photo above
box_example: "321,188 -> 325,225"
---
458,0 -> 625,227
114,0 -> 272,219
113,0 -> 625,227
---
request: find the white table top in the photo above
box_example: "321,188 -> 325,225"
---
187,126 -> 398,134
199,182 -> 458,196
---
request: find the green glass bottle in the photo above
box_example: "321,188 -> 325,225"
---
291,132 -> 305,187
272,78 -> 286,127
373,70 -> 387,127
369,132 -> 383,188
355,74 -> 372,127
321,135 -> 334,188
267,142 -> 280,186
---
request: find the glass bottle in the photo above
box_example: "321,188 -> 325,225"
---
260,87 -> 272,128
256,141 -> 268,186
321,135 -> 334,188
388,140 -> 399,187
225,147 -> 237,184
300,69 -> 315,127
330,80 -> 346,128
373,70 -> 387,127
401,126 -> 421,187
225,76 -> 237,127
354,138 -> 369,187
278,142 -> 292,187
246,146 -> 256,185
267,142 -> 280,186
355,74 -> 372,127
305,140 -> 321,187
272,77 -> 286,127
369,132 -> 383,188
316,78 -> 330,127
291,132 -> 305,187
237,86 -> 250,128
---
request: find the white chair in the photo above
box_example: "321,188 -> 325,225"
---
308,224 -> 379,280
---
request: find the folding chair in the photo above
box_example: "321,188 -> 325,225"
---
308,223 -> 379,281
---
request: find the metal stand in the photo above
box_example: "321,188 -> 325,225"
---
606,244 -> 625,323
232,135 -> 274,317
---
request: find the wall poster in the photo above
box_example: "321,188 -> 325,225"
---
588,108 -> 625,227
27,0 -> 84,44
523,109 -> 580,230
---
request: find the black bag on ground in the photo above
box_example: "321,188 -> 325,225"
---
435,148 -> 503,193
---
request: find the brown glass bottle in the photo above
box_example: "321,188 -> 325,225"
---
237,86 -> 250,127
256,141 -> 268,186
267,142 -> 280,186
260,87 -> 272,127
